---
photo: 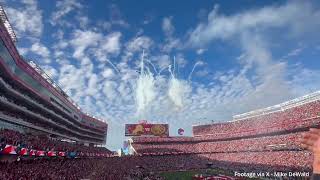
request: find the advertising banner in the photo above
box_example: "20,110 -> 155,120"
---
125,124 -> 169,137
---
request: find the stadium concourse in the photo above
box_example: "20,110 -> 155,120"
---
0,3 -> 317,180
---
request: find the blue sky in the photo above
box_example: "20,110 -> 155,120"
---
2,0 -> 320,150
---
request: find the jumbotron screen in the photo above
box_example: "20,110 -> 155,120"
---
125,124 -> 169,137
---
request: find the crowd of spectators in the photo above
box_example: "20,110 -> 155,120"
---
0,129 -> 111,154
129,100 -> 320,176
129,140 -> 312,177
0,158 -> 165,180
133,132 -> 303,154
0,151 -> 311,179
0,127 -> 312,179
193,100 -> 320,140
198,151 -> 312,172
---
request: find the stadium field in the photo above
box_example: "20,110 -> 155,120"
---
159,169 -> 252,180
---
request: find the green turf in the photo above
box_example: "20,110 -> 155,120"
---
160,170 -> 197,180
159,169 -> 229,180
159,169 -> 263,180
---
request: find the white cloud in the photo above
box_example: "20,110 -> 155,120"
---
196,69 -> 209,77
42,65 -> 59,79
151,54 -> 171,70
196,48 -> 207,55
50,0 -> 83,26
6,0 -> 43,38
96,21 -> 112,31
126,36 -> 153,53
186,1 -> 320,115
98,32 -> 122,56
77,16 -> 89,29
70,30 -> 121,60
86,73 -> 100,96
188,2 -> 320,47
161,38 -> 181,53
68,30 -> 122,72
31,42 -> 50,58
58,64 -> 87,93
102,68 -> 115,78
289,65 -> 320,95
102,80 -> 118,100
160,17 -> 182,53
162,16 -> 175,36
108,4 -> 129,28
70,30 -> 101,59
18,47 -> 28,56
283,47 -> 304,59
175,53 -> 188,68
18,42 -> 51,64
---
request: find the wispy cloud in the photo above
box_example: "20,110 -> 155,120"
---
187,1 -> 320,115
161,16 -> 182,53
108,4 -> 130,28
50,0 -> 83,26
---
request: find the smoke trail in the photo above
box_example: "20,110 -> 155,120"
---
188,61 -> 203,81
158,67 -> 168,75
173,56 -> 176,77
145,59 -> 158,74
168,78 -> 190,108
135,51 -> 156,116
168,59 -> 191,109
105,59 -> 120,74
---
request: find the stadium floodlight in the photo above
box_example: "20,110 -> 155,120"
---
0,5 -> 17,43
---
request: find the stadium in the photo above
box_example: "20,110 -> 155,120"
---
0,1 -> 319,180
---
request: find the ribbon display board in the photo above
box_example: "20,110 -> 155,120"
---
125,124 -> 169,137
